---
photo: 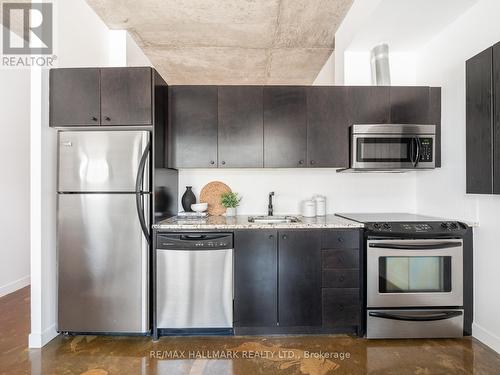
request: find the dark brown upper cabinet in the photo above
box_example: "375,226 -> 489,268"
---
218,86 -> 263,168
390,86 -> 431,124
50,68 -> 101,126
466,46 -> 494,194
348,86 -> 391,124
169,86 -> 218,168
264,87 -> 307,168
50,67 -> 154,127
100,67 -> 152,125
306,86 -> 350,167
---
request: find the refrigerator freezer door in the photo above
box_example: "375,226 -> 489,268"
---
57,193 -> 149,333
58,131 -> 150,193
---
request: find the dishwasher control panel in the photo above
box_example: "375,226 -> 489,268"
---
156,233 -> 233,250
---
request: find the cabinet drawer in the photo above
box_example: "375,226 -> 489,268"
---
322,249 -> 359,269
322,230 -> 360,249
322,288 -> 360,327
322,269 -> 359,288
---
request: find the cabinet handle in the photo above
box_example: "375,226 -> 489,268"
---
91,116 -> 98,122
221,161 -> 226,165
210,160 -> 215,165
104,116 -> 111,121
269,235 -> 274,240
310,160 -> 315,165
339,276 -> 345,282
338,237 -> 344,243
299,160 -> 304,165
282,235 -> 287,240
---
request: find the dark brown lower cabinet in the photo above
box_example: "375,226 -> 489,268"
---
233,230 -> 278,327
233,228 -> 362,334
278,230 -> 322,327
322,288 -> 360,327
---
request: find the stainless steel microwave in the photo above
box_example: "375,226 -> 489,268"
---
345,124 -> 436,171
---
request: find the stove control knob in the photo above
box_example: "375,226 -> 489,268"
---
383,223 -> 391,229
373,223 -> 381,229
441,222 -> 449,229
450,222 -> 458,230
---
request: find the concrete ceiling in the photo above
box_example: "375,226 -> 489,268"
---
86,0 -> 353,84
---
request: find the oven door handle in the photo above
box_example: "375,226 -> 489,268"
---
369,311 -> 462,322
369,242 -> 461,250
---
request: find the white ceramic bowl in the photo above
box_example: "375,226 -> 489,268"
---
191,202 -> 208,213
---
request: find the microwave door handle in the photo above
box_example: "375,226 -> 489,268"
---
415,137 -> 422,167
369,242 -> 462,250
410,137 -> 418,167
369,311 -> 462,322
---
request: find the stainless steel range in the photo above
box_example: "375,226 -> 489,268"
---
337,213 -> 472,339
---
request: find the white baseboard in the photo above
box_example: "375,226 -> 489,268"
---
473,322 -> 500,354
0,275 -> 30,298
29,324 -> 58,348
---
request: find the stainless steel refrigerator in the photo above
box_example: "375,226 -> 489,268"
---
57,130 -> 151,334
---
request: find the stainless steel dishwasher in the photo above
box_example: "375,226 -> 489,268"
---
156,233 -> 233,332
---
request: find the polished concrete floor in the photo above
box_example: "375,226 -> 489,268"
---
1,287 -> 500,375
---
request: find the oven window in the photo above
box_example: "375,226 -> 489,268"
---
379,256 -> 452,293
357,138 -> 412,162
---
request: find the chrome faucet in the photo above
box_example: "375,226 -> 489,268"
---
268,192 -> 274,216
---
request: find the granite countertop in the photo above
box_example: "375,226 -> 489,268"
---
153,214 -> 364,230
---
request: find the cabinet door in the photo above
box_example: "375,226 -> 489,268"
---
234,230 -> 277,327
348,86 -> 390,124
306,87 -> 350,167
264,87 -> 307,168
169,86 -> 218,168
430,87 -> 442,167
493,43 -> 500,193
390,86 -> 430,124
218,87 -> 263,168
100,67 -> 152,125
278,230 -> 321,327
466,47 -> 493,194
50,68 -> 100,126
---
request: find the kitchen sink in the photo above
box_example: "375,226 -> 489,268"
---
248,216 -> 301,224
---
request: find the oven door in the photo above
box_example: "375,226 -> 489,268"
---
367,239 -> 463,308
352,134 -> 435,169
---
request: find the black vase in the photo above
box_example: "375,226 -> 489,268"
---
181,186 -> 196,212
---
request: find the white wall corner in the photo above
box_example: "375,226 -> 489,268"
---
333,0 -> 384,84
28,324 -> 58,349
313,51 -> 335,85
473,322 -> 500,354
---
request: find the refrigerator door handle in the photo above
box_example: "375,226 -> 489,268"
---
136,141 -> 151,243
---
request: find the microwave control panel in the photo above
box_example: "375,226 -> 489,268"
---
418,138 -> 433,162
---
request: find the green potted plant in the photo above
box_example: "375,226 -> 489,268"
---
220,192 -> 242,217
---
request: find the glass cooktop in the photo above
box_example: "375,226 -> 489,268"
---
336,212 -> 448,223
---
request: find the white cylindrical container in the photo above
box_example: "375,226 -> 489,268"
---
313,195 -> 326,216
302,200 -> 316,218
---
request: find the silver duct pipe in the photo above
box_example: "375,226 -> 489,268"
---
371,44 -> 391,85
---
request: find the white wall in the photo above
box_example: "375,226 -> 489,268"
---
344,51 -> 416,86
179,169 -> 417,215
0,67 -> 31,297
414,0 -> 500,353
